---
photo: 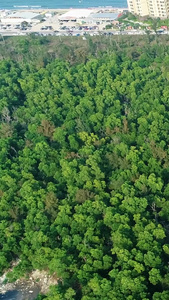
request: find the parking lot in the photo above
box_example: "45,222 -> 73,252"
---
0,8 -> 167,37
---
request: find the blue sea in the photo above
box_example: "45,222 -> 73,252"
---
0,0 -> 127,10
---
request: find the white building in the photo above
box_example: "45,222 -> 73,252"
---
83,12 -> 119,24
1,11 -> 42,24
58,9 -> 93,22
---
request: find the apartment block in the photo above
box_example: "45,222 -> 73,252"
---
127,0 -> 149,16
127,0 -> 169,18
147,0 -> 169,18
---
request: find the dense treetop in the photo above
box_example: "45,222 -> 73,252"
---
1,35 -> 169,299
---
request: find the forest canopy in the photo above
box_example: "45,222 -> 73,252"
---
1,35 -> 169,299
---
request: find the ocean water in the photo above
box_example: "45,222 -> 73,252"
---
0,0 -> 127,10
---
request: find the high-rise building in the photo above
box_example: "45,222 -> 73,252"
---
127,0 -> 149,16
127,0 -> 169,18
147,0 -> 169,18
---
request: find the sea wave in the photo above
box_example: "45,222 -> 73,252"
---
13,5 -> 42,8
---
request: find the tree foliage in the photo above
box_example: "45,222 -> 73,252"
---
0,36 -> 169,299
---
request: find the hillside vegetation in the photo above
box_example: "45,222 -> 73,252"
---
1,35 -> 169,299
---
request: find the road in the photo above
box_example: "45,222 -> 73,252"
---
0,29 -> 153,37
0,27 -> 168,37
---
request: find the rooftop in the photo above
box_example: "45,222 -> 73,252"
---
7,11 -> 41,19
89,12 -> 119,19
59,9 -> 93,20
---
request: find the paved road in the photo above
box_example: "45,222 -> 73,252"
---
0,30 -> 144,36
0,28 -> 168,37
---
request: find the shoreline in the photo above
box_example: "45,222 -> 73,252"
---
0,6 -> 128,11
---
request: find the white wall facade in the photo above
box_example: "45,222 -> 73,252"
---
127,0 -> 169,18
127,0 -> 149,16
